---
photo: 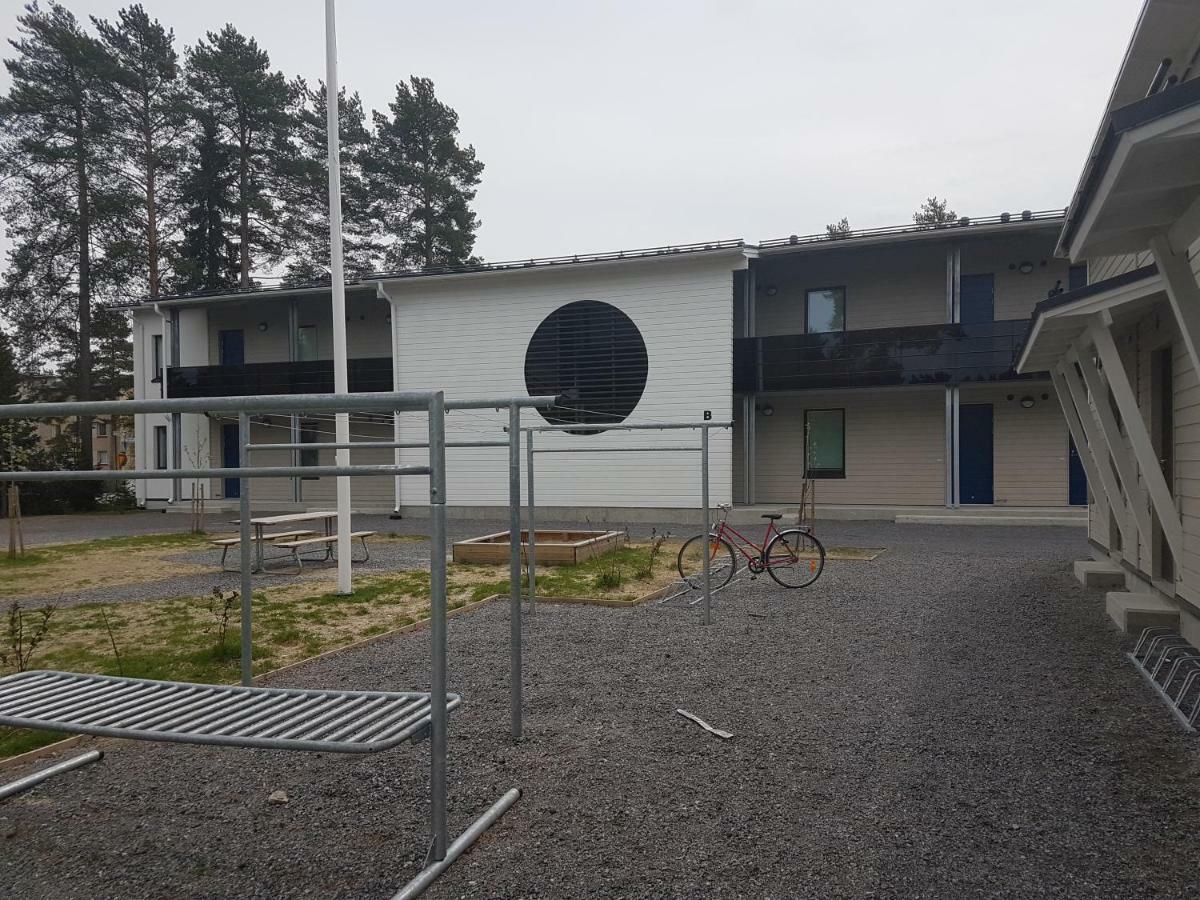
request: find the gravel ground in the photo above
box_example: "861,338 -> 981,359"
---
6,523 -> 1200,899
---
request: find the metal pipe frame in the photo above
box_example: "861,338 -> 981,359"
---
508,404 -> 522,742
392,788 -> 522,900
245,440 -> 508,452
0,750 -> 104,801
522,420 -> 733,433
427,391 -> 449,861
0,465 -> 428,482
530,446 -> 702,454
521,420 -> 731,625
239,413 -> 253,686
0,388 -> 552,884
0,392 -> 560,420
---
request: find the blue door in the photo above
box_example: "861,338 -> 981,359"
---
1068,437 -> 1088,506
222,423 -> 240,499
959,403 -> 994,504
960,273 -> 995,324
218,329 -> 245,366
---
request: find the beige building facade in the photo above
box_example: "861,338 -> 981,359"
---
1018,0 -> 1200,640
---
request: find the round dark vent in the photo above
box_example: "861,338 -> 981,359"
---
524,300 -> 649,432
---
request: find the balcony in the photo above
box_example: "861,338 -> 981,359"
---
166,358 -> 394,399
734,319 -> 1037,393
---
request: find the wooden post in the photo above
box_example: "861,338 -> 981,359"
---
7,484 -> 23,559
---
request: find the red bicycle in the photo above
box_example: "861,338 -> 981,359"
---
677,504 -> 826,589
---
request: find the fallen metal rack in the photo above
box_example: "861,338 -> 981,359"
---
0,388 -> 556,900
0,671 -> 461,753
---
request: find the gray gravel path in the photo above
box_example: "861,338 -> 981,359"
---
6,524 -> 1199,899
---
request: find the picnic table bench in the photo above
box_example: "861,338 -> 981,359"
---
272,530 -> 376,573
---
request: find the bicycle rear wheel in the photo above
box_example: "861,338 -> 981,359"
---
764,529 -> 825,588
677,534 -> 737,590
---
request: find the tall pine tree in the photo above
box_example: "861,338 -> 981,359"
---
367,77 -> 484,270
0,1 -> 123,466
186,25 -> 295,289
173,111 -> 239,293
93,4 -> 189,300
281,81 -> 379,282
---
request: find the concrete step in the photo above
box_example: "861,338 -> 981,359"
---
1074,559 -> 1125,590
895,514 -> 1086,527
1106,591 -> 1179,635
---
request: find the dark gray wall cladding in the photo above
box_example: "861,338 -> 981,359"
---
524,300 -> 649,430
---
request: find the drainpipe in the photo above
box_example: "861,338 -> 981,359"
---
288,298 -> 300,504
377,282 -> 402,518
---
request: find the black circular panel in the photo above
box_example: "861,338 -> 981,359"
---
524,300 -> 649,432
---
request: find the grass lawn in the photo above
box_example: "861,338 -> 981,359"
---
0,537 -> 680,760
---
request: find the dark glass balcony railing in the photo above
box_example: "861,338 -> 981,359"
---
166,357 -> 394,398
733,319 -> 1037,393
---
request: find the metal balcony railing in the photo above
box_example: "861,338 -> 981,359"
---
165,357 -> 393,398
733,319 -> 1038,393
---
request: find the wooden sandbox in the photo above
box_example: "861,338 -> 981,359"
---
452,529 -> 626,565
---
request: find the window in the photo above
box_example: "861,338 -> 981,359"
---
300,422 -> 320,474
151,334 -> 163,382
96,449 -> 109,468
296,325 -> 318,361
524,300 -> 649,431
96,420 -> 108,437
806,287 -> 845,333
804,409 -> 845,479
154,426 -> 168,470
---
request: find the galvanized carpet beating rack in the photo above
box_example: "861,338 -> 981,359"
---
1127,626 -> 1200,732
522,419 -> 732,625
0,389 -> 556,900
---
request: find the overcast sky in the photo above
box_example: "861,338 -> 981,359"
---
1,0 -> 1141,263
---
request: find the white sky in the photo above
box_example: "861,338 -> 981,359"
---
0,0 -> 1142,262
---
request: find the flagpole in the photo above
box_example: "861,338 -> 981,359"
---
325,0 -> 352,594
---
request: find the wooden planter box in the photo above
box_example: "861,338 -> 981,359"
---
452,529 -> 626,566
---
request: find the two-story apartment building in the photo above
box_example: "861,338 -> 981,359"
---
734,212 -> 1081,512
1018,0 -> 1200,641
122,212 -> 1072,520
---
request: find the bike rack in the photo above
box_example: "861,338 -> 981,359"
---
1127,626 -> 1200,732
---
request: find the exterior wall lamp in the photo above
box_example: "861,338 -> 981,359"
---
1020,396 -> 1036,408
757,403 -> 775,417
257,322 -> 269,332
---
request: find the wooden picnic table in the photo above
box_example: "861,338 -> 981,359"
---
231,510 -> 338,572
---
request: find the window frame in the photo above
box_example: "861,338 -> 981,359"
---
153,425 -> 168,470
295,324 -> 318,362
299,421 -> 320,477
804,407 -> 846,479
804,285 -> 847,334
96,420 -> 108,437
151,334 -> 163,384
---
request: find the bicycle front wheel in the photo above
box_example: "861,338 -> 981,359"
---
677,534 -> 737,590
765,529 -> 825,588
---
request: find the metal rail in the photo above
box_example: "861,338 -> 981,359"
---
0,465 -> 426,482
0,750 -> 103,801
522,420 -> 732,625
245,440 -> 509,452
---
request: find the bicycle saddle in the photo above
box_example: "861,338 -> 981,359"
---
761,513 -> 782,521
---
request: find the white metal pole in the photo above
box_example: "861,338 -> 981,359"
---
325,0 -> 352,594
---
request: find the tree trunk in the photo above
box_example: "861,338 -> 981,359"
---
144,99 -> 159,300
75,107 -> 94,470
238,126 -> 250,289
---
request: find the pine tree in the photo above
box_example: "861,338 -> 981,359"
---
0,1 -> 123,467
93,4 -> 189,300
913,197 -> 958,226
367,77 -> 484,270
173,112 -> 239,293
186,25 -> 295,288
825,217 -> 852,238
281,81 -> 379,283
0,329 -> 42,473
